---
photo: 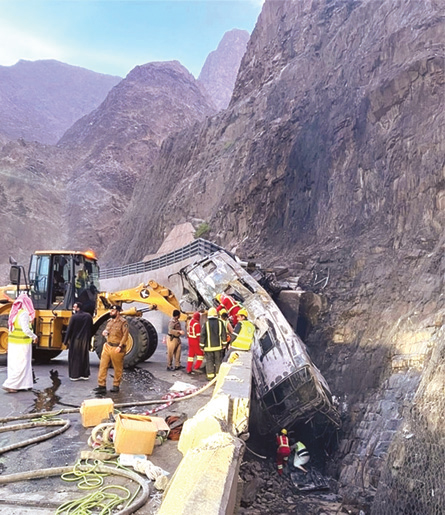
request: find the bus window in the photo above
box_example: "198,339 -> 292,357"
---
259,318 -> 278,356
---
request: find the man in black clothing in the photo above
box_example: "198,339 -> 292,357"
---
63,302 -> 93,381
78,284 -> 97,316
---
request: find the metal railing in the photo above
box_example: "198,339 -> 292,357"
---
99,239 -> 227,279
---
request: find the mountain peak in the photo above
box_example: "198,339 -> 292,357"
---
0,60 -> 121,144
198,29 -> 250,110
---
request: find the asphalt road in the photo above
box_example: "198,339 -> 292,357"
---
0,338 -> 212,514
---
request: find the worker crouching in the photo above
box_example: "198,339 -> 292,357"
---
215,293 -> 242,327
200,307 -> 227,380
292,441 -> 310,473
276,428 -> 291,475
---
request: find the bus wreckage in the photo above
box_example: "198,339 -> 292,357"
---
179,251 -> 340,434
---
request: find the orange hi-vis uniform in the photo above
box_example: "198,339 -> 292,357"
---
276,433 -> 291,475
186,313 -> 203,373
216,294 -> 241,326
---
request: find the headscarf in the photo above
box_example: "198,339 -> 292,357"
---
8,293 -> 36,331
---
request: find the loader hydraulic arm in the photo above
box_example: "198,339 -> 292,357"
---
99,280 -> 187,321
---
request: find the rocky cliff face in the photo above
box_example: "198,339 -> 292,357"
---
0,138 -> 78,281
198,28 -> 250,110
0,60 -> 121,144
105,0 -> 444,510
0,31 -> 244,278
58,61 -> 216,253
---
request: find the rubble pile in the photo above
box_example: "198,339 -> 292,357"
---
239,457 -> 369,515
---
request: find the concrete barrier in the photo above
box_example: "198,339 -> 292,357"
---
159,352 -> 253,515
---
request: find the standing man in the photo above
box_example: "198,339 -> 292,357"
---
276,428 -> 291,475
167,309 -> 184,371
186,312 -> 203,374
63,301 -> 93,381
94,305 -> 128,394
2,293 -> 37,393
200,307 -> 227,381
229,308 -> 256,352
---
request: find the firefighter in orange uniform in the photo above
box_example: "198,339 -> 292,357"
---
215,293 -> 242,327
276,428 -> 291,475
186,312 -> 203,373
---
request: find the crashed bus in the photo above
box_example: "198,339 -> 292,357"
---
179,250 -> 340,434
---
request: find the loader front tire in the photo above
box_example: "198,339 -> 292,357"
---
94,316 -> 152,369
138,318 -> 158,361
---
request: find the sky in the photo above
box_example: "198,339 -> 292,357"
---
0,0 -> 263,78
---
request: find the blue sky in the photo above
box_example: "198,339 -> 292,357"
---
0,0 -> 263,78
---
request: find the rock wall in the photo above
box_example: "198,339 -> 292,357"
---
371,325 -> 445,514
0,29 -> 245,272
105,0 -> 445,510
0,138 -> 78,282
198,29 -> 250,110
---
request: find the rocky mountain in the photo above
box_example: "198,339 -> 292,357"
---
0,138 -> 79,282
104,0 -> 444,511
57,60 -> 216,252
0,30 -> 246,277
0,60 -> 121,144
198,28 -> 250,110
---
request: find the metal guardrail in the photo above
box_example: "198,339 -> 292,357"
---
99,238 -> 226,279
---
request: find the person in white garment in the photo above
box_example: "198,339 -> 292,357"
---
2,293 -> 38,393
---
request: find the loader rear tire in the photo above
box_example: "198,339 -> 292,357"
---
0,315 -> 8,365
0,315 -> 63,364
94,316 -> 153,369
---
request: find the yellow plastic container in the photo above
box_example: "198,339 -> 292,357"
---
114,414 -> 157,455
80,398 -> 114,428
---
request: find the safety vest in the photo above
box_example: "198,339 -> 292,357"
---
187,319 -> 200,339
231,320 -> 255,351
295,441 -> 309,458
277,434 -> 290,449
9,309 -> 33,345
202,319 -> 224,352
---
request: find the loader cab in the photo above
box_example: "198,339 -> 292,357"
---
28,251 -> 100,312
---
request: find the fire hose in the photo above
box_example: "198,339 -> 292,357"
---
0,375 -> 217,425
0,415 -> 71,454
0,377 -> 217,511
0,462 -> 150,515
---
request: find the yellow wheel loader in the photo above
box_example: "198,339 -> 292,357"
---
0,250 -> 186,368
